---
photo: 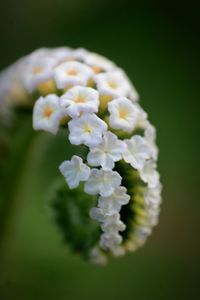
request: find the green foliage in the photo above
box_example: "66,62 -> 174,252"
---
50,179 -> 100,260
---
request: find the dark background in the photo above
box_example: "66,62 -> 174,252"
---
0,1 -> 200,299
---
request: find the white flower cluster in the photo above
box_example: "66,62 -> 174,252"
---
0,47 -> 162,261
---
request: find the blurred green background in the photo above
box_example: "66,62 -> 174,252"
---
0,0 -> 199,299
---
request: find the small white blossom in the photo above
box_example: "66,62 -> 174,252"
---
90,207 -> 107,222
84,169 -> 121,197
101,213 -> 126,233
22,56 -> 57,92
94,69 -> 132,98
144,122 -> 159,160
53,61 -> 93,89
134,226 -> 152,246
98,186 -> 130,214
89,247 -> 107,265
33,94 -> 67,134
123,135 -> 152,170
59,155 -> 90,189
68,113 -> 107,147
100,232 -> 122,250
139,160 -> 160,188
87,131 -> 126,170
108,97 -> 139,133
121,71 -> 139,101
60,86 -> 99,118
144,184 -> 162,207
51,47 -> 73,63
84,52 -> 116,72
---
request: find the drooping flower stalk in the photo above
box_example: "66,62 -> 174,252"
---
0,47 -> 162,264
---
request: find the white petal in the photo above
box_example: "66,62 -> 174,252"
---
59,155 -> 90,189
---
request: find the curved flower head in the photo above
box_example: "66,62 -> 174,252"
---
33,94 -> 67,134
60,86 -> 99,118
53,61 -> 93,89
123,135 -> 152,170
68,113 -> 107,147
84,169 -> 122,197
108,97 -> 139,133
1,46 -> 162,264
59,155 -> 90,189
87,131 -> 126,170
94,69 -> 131,98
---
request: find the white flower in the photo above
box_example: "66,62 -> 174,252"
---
60,86 -> 99,118
33,94 -> 67,134
84,169 -> 121,197
22,56 -> 57,92
94,69 -> 132,98
89,247 -> 107,265
59,155 -> 90,189
134,226 -> 152,246
144,122 -> 159,160
108,97 -> 139,133
101,213 -> 126,233
87,131 -> 126,170
98,186 -> 130,214
120,71 -> 139,102
53,61 -> 93,89
68,113 -> 107,147
84,52 -> 116,72
100,232 -> 122,250
144,184 -> 162,207
51,47 -> 73,63
123,135 -> 152,170
139,160 -> 160,188
90,207 -> 107,222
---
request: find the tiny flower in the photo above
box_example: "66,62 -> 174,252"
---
60,86 -> 99,118
87,131 -> 126,170
139,160 -> 160,188
100,232 -> 122,250
90,207 -> 107,222
123,135 -> 152,170
144,184 -> 162,207
22,56 -> 57,92
84,169 -> 122,197
101,213 -> 126,233
108,97 -> 139,133
51,47 -> 73,63
53,61 -> 93,89
84,52 -> 116,72
120,71 -> 139,102
94,69 -> 132,98
68,113 -> 107,147
33,94 -> 67,134
98,186 -> 130,214
144,122 -> 158,160
59,155 -> 90,189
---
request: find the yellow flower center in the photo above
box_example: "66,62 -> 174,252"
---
83,124 -> 92,133
32,66 -> 43,75
43,106 -> 54,118
108,81 -> 118,89
67,69 -> 79,76
74,94 -> 86,103
119,107 -> 128,119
